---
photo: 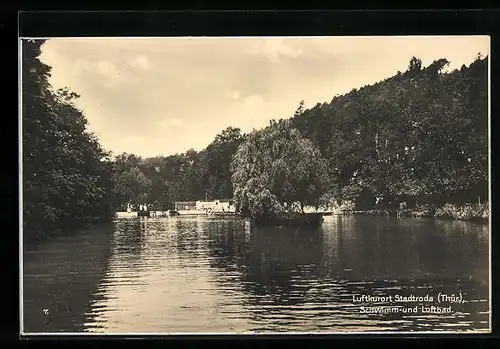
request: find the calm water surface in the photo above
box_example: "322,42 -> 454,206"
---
23,215 -> 490,333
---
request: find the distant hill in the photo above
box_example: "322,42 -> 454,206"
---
114,56 -> 488,211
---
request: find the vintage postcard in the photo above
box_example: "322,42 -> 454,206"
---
20,35 -> 490,335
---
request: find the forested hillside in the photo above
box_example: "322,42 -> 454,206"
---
290,55 -> 488,210
115,55 -> 488,215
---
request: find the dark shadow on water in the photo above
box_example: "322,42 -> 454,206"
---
206,221 -> 324,306
23,222 -> 115,333
206,218 -> 245,266
242,225 -> 324,302
320,216 -> 488,283
204,215 -> 489,331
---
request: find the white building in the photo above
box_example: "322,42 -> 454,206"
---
195,199 -> 235,212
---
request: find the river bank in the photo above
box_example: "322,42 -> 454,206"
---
337,202 -> 489,222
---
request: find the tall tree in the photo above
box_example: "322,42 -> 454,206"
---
231,120 -> 329,220
113,167 -> 152,208
22,39 -> 116,243
205,126 -> 244,199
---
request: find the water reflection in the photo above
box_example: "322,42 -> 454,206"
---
23,223 -> 114,333
114,219 -> 146,257
245,227 -> 323,301
23,215 -> 490,333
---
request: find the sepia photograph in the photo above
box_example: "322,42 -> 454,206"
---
20,35 -> 490,334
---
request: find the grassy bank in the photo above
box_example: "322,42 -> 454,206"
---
433,202 -> 489,221
338,202 -> 489,221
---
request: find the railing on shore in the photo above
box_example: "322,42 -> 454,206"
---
116,209 -> 240,218
352,209 -> 391,216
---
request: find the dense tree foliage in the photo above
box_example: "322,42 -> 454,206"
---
230,120 -> 329,220
107,127 -> 245,210
22,39 -> 117,243
107,55 -> 487,217
290,55 -> 488,211
205,127 -> 245,200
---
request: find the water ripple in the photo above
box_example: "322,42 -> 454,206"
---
23,216 -> 489,333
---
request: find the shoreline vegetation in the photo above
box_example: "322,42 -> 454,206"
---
334,202 -> 489,222
23,39 -> 489,244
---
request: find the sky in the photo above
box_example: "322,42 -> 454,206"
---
33,36 -> 490,158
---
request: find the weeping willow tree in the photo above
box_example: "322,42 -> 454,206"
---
230,119 -> 330,222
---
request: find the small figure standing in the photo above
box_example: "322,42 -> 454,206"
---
397,201 -> 407,218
